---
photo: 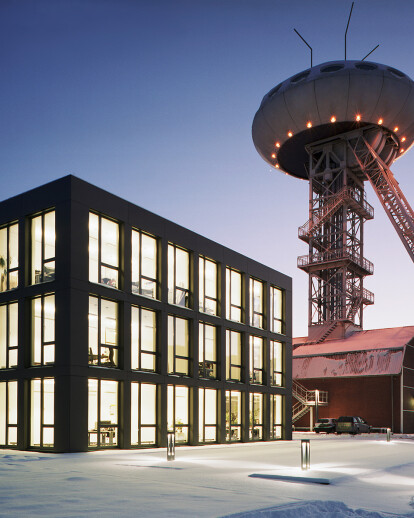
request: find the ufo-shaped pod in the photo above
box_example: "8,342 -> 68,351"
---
252,60 -> 414,179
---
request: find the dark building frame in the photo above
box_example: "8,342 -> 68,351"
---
0,175 -> 292,452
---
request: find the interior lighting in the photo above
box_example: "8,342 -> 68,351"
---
378,118 -> 383,125
394,127 -> 399,132
306,121 -> 312,128
271,153 -> 276,159
287,131 -> 293,137
356,114 -> 361,121
401,137 -> 406,142
275,142 -> 281,148
330,116 -> 336,123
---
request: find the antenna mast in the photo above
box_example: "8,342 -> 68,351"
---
345,2 -> 354,60
294,29 -> 313,67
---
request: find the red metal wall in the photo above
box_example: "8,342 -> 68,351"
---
294,375 -> 404,432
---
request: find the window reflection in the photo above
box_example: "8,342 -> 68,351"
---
226,330 -> 242,381
0,302 -> 18,369
199,323 -> 217,379
132,230 -> 158,298
168,316 -> 189,376
88,379 -> 118,447
0,380 -> 18,446
226,268 -> 242,322
88,296 -> 118,367
31,211 -> 55,284
249,393 -> 263,440
30,378 -> 54,448
89,212 -> 119,289
168,244 -> 190,307
199,257 -> 218,315
131,382 -> 157,446
167,385 -> 189,444
0,222 -> 19,292
199,388 -> 217,443
131,307 -> 157,371
225,390 -> 241,442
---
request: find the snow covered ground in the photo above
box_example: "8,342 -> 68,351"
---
1,433 -> 414,518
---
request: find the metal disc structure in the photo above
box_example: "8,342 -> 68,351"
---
252,60 -> 414,342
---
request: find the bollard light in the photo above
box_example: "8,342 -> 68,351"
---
167,432 -> 175,461
386,428 -> 391,442
301,439 -> 310,470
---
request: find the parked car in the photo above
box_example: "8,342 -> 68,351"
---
314,418 -> 337,434
336,416 -> 371,434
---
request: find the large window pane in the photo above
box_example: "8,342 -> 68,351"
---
249,335 -> 264,385
226,268 -> 242,322
131,307 -> 157,371
226,330 -> 242,381
199,323 -> 217,379
89,212 -> 119,289
0,381 -> 18,446
199,257 -> 218,315
270,394 -> 284,440
88,379 -> 118,448
226,390 -> 241,442
0,222 -> 19,292
168,385 -> 189,444
271,340 -> 284,387
168,316 -> 189,375
31,211 -> 55,284
199,388 -> 217,443
89,296 -> 118,367
0,302 -> 18,369
30,378 -> 54,448
271,286 -> 285,334
131,383 -> 157,447
132,230 -> 158,298
249,393 -> 263,441
250,278 -> 264,329
31,295 -> 55,366
168,244 -> 190,307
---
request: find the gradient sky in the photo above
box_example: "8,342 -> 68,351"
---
1,0 -> 413,337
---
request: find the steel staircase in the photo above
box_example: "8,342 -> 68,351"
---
292,380 -> 328,424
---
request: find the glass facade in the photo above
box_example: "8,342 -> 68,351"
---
249,392 -> 263,440
168,316 -> 189,375
30,378 -> 54,448
31,294 -> 55,366
0,222 -> 18,292
270,394 -> 283,439
131,382 -> 157,446
89,212 -> 119,289
168,244 -> 190,307
249,335 -> 264,385
199,256 -> 217,315
226,330 -> 242,382
88,379 -> 118,448
270,286 -> 284,334
0,302 -> 18,369
226,267 -> 242,322
132,229 -> 158,298
250,278 -> 264,328
199,387 -> 217,443
88,296 -> 119,367
167,385 -> 189,444
31,211 -> 55,284
198,323 -> 217,379
131,307 -> 157,371
0,380 -> 18,446
226,390 -> 241,442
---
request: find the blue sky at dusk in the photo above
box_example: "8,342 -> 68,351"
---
1,0 -> 413,336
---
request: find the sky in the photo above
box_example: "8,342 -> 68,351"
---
1,0 -> 413,337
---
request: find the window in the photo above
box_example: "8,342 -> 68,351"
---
168,316 -> 189,376
199,388 -> 217,443
0,381 -> 17,446
168,244 -> 190,307
88,379 -> 118,448
0,222 -> 18,292
225,390 -> 241,442
89,212 -> 119,289
0,302 -> 18,369
167,385 -> 189,444
249,336 -> 264,384
31,295 -> 55,366
199,323 -> 217,379
131,307 -> 157,371
226,267 -> 242,322
131,229 -> 158,298
270,286 -> 285,334
249,393 -> 263,441
30,378 -> 54,448
31,211 -> 55,284
270,394 -> 283,439
270,340 -> 284,387
250,278 -> 264,328
131,383 -> 157,446
88,296 -> 119,367
199,257 -> 217,315
226,330 -> 242,382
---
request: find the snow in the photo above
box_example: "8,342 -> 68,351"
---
1,433 -> 414,518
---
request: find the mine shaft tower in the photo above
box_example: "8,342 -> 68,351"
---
252,60 -> 414,343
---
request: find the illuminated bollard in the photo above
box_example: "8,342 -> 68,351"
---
301,439 -> 310,470
167,433 -> 175,461
386,428 -> 391,442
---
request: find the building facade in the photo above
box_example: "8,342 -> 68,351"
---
0,176 -> 292,452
